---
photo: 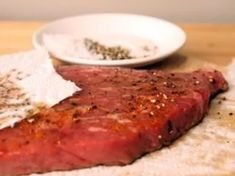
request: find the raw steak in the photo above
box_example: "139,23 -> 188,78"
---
0,66 -> 228,175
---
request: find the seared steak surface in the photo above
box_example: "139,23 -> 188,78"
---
0,66 -> 228,175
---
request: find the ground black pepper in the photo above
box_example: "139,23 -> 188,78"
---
84,38 -> 133,60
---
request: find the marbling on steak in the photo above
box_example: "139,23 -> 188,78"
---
0,66 -> 228,175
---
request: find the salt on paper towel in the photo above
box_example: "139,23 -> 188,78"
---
222,59 -> 235,109
0,50 -> 80,130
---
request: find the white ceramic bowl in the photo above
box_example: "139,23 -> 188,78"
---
33,13 -> 186,67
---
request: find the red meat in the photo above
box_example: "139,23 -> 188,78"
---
0,66 -> 228,175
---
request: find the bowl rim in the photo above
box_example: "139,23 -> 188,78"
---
32,13 -> 186,67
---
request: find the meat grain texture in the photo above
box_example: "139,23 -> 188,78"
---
0,66 -> 228,175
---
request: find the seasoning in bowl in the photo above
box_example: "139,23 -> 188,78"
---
84,38 -> 132,60
43,34 -> 158,61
